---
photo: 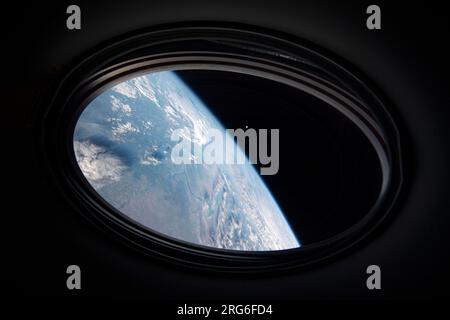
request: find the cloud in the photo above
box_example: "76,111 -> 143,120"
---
110,95 -> 132,113
112,121 -> 139,138
111,81 -> 138,98
74,140 -> 128,189
111,76 -> 160,107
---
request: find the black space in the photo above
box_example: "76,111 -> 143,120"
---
176,70 -> 382,244
3,0 -> 450,302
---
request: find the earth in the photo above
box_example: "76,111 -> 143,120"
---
73,70 -> 300,251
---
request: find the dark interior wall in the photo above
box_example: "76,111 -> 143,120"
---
4,0 -> 450,299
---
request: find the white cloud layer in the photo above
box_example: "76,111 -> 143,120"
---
110,95 -> 132,113
74,140 -> 127,189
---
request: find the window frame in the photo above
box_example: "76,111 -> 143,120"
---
39,23 -> 403,273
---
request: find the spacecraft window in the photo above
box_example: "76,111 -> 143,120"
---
43,25 -> 402,271
72,68 -> 389,252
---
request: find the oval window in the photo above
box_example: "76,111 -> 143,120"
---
43,25 -> 402,271
74,70 -> 301,251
